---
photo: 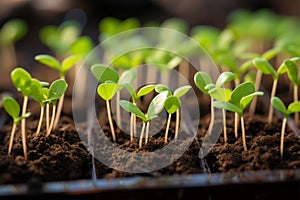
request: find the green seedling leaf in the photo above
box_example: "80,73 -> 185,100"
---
174,85 -> 192,98
155,84 -> 172,96
70,36 -> 93,56
0,19 -> 27,44
29,79 -> 43,104
11,68 -> 32,96
209,88 -> 232,102
35,54 -> 61,72
262,48 -> 280,60
253,58 -> 277,78
97,82 -> 121,101
137,85 -> 156,98
288,101 -> 300,115
214,101 -> 242,116
147,91 -> 168,117
119,100 -> 146,121
119,17 -> 140,33
240,91 -> 264,110
61,55 -> 80,74
204,83 -> 215,91
47,79 -> 68,103
91,64 -> 119,83
283,59 -> 298,85
271,97 -> 288,118
194,71 -> 213,94
119,69 -> 136,85
231,82 -> 255,107
3,97 -> 20,121
164,96 -> 181,114
215,72 -> 235,88
40,81 -> 49,87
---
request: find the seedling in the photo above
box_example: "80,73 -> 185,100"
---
252,57 -> 284,124
162,85 -> 192,144
277,58 -> 300,125
124,83 -> 156,141
207,72 -> 235,142
35,54 -> 79,129
120,91 -> 168,148
271,97 -> 300,157
213,82 -> 264,151
3,97 -> 30,156
11,68 -> 32,159
43,79 -> 68,137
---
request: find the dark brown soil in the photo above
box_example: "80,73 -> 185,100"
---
1,106 -> 300,185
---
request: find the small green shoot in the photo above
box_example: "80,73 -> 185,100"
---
213,82 -> 264,151
120,91 -> 168,148
3,97 -> 30,156
271,97 -> 300,157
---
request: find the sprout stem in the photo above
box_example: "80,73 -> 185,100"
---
174,109 -> 180,139
249,70 -> 262,117
241,116 -> 247,151
207,97 -> 214,135
294,85 -> 299,126
139,121 -> 146,148
53,93 -> 64,129
222,109 -> 227,143
46,103 -> 50,132
280,117 -> 287,158
268,79 -> 278,124
35,105 -> 44,137
116,91 -> 122,130
8,123 -> 17,156
133,113 -> 137,137
21,96 -> 28,160
46,105 -> 56,137
130,113 -> 134,141
106,100 -> 116,142
145,121 -> 150,144
164,113 -> 172,144
234,113 -> 239,139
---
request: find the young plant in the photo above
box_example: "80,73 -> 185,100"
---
207,72 -> 235,142
213,82 -> 264,151
252,57 -> 284,124
11,68 -> 32,160
163,85 -> 192,144
3,97 -> 30,156
277,58 -> 300,125
271,97 -> 300,157
124,83 -> 156,141
43,79 -> 68,137
35,54 -> 79,129
120,91 -> 168,148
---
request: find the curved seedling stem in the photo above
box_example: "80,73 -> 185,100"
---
35,106 -> 44,137
46,103 -> 50,131
234,113 -> 239,139
241,116 -> 247,151
139,121 -> 146,148
207,97 -> 215,136
222,109 -> 227,143
280,117 -> 287,158
174,109 -> 180,139
106,100 -> 116,142
267,79 -> 278,124
46,105 -> 56,137
53,93 -> 64,129
8,124 -> 17,156
145,121 -> 150,144
21,96 -> 28,160
294,85 -> 299,126
164,113 -> 172,144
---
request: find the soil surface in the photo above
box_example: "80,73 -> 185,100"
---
1,107 -> 300,185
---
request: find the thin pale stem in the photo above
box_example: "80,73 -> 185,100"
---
21,96 -> 28,160
116,91 -> 122,130
241,116 -> 247,152
249,70 -> 262,118
294,85 -> 299,126
175,109 -> 180,139
106,100 -> 116,142
8,123 -> 17,155
268,79 -> 278,124
35,105 -> 44,137
145,121 -> 150,144
164,114 -> 172,144
139,121 -> 146,148
280,117 -> 287,158
133,114 -> 137,137
130,113 -> 134,142
53,93 -> 64,129
46,103 -> 50,132
207,97 -> 214,135
234,113 -> 239,139
46,105 -> 56,137
222,109 -> 227,143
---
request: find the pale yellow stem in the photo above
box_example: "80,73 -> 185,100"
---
130,113 -> 134,142
241,116 -> 247,151
8,123 -> 17,155
116,91 -> 122,130
53,93 -> 64,129
294,85 -> 299,126
46,105 -> 56,137
145,122 -> 150,144
106,100 -> 116,142
35,106 -> 44,137
174,109 -> 180,139
222,109 -> 227,143
207,97 -> 214,135
234,113 -> 239,139
268,79 -> 278,124
46,103 -> 50,132
280,118 -> 287,158
164,114 -> 172,144
21,96 -> 28,160
139,122 -> 146,148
